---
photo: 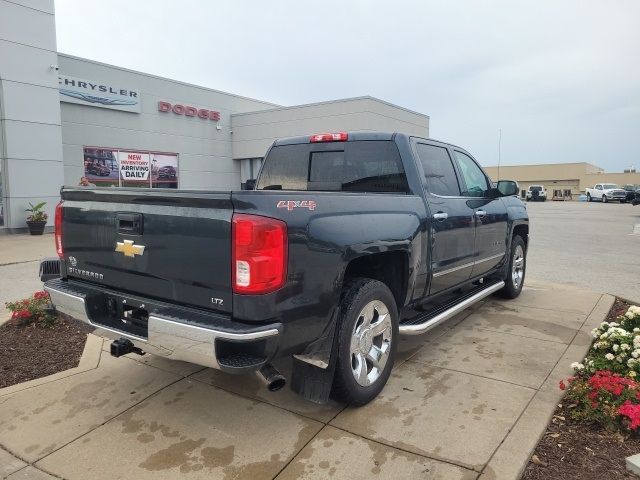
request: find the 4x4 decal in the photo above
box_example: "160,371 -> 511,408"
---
277,200 -> 317,211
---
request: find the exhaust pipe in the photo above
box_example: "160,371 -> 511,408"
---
256,364 -> 286,392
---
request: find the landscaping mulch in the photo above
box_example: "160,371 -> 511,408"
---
521,402 -> 640,479
523,297 -> 639,480
0,315 -> 94,389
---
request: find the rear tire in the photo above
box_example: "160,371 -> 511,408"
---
587,193 -> 592,202
498,235 -> 526,299
332,278 -> 398,406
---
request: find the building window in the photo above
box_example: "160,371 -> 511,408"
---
83,147 -> 178,188
238,157 -> 263,188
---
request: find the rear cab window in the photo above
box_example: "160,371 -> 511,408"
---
256,140 -> 409,193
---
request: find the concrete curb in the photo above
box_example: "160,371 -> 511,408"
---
479,293 -> 615,480
0,333 -> 103,398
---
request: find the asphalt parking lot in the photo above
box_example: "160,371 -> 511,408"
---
524,200 -> 640,302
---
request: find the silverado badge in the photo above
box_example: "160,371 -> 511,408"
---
115,239 -> 145,258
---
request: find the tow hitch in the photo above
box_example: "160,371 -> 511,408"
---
110,337 -> 145,358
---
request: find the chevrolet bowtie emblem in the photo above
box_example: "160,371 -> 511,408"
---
115,239 -> 145,258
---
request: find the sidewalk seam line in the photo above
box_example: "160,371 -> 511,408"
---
271,424 -> 332,479
0,260 -> 42,267
327,423 -> 481,473
471,326 -> 571,345
403,361 -> 538,391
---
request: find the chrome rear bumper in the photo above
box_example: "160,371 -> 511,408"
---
44,280 -> 279,371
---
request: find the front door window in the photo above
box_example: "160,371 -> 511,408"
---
454,151 -> 490,197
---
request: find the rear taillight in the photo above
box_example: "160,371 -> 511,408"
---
54,201 -> 63,258
232,214 -> 287,294
310,132 -> 348,143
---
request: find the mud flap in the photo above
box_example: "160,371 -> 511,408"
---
290,309 -> 340,404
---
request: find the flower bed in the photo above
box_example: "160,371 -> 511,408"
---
561,304 -> 640,433
523,299 -> 640,480
1,291 -> 94,389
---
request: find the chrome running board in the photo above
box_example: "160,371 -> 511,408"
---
399,280 -> 505,336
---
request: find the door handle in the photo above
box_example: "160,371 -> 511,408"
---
475,210 -> 487,218
433,212 -> 448,222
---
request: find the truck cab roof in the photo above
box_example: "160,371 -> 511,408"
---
272,131 -> 465,151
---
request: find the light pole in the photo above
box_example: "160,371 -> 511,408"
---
497,128 -> 502,180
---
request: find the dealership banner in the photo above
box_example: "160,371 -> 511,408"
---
119,152 -> 151,182
83,147 -> 178,188
59,75 -> 141,113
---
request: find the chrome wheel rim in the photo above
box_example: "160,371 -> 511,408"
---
512,244 -> 525,289
350,300 -> 392,387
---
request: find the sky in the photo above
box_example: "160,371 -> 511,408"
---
54,0 -> 640,171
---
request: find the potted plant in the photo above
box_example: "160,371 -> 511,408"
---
25,201 -> 48,235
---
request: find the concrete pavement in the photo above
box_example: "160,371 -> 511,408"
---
0,281 -> 613,480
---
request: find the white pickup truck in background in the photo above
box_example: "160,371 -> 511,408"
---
585,183 -> 628,203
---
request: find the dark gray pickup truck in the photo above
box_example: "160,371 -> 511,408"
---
42,131 -> 528,405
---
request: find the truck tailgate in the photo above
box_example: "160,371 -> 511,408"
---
60,188 -> 232,314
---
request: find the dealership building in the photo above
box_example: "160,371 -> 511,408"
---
0,0 -> 430,232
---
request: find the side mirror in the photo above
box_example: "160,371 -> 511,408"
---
243,179 -> 256,190
496,180 -> 518,197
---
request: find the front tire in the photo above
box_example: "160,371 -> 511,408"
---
498,235 -> 526,299
332,278 -> 398,406
602,195 -> 608,203
587,193 -> 592,202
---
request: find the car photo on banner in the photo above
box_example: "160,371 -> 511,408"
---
151,153 -> 178,188
83,148 -> 119,186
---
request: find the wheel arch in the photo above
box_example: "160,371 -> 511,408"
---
341,251 -> 409,310
512,223 -> 529,249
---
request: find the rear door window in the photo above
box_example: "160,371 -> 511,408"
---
415,143 -> 461,196
257,140 -> 409,193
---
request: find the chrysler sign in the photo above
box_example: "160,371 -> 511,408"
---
58,75 -> 141,113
